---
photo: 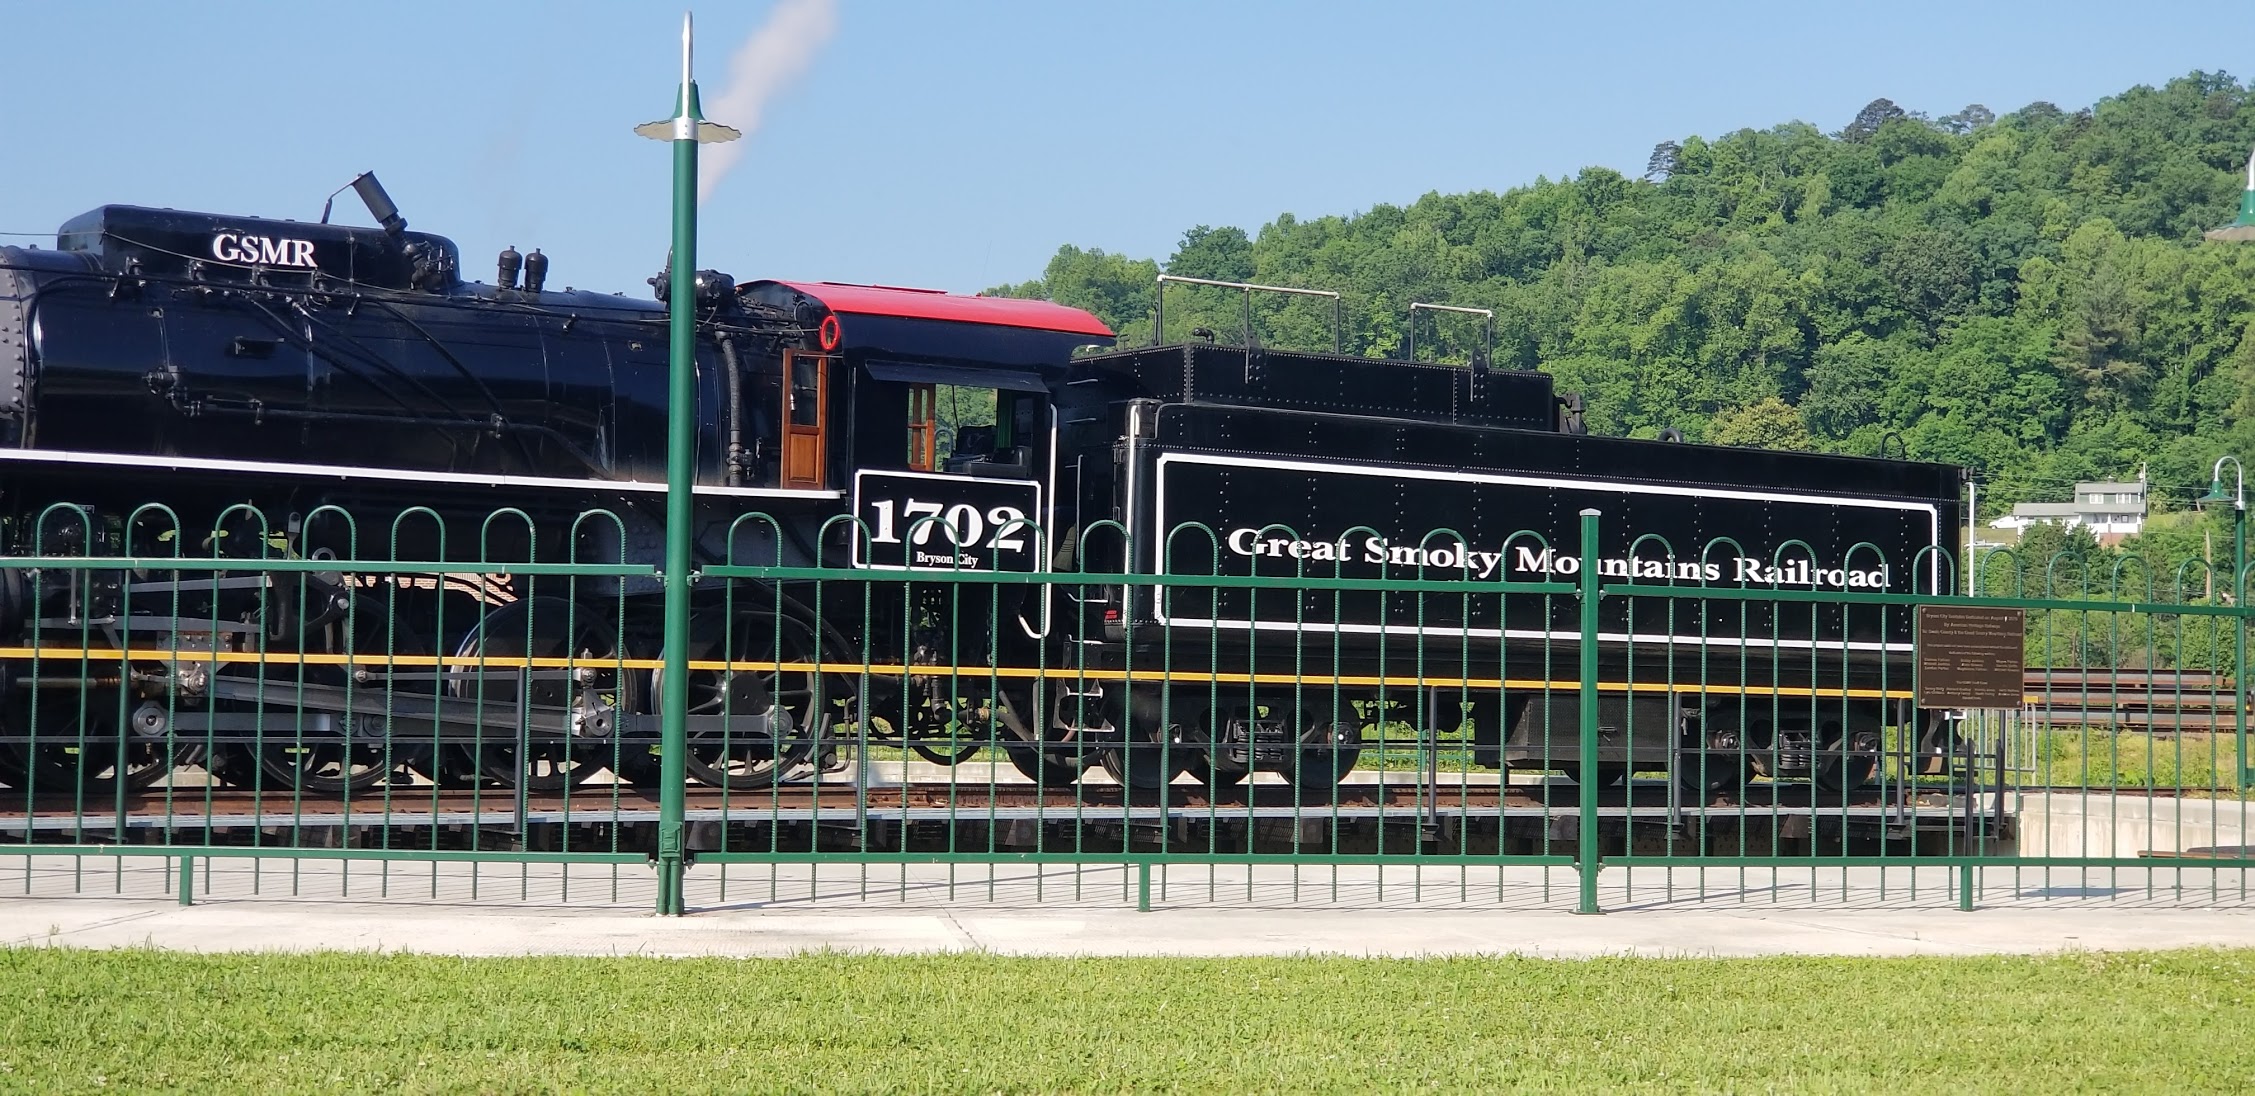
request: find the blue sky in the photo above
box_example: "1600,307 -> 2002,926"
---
0,1 -> 2243,297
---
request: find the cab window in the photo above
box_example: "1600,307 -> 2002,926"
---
906,383 -> 937,471
937,387 -> 1038,472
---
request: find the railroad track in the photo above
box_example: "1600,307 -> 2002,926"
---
2021,668 -> 2251,733
0,778 -> 2014,835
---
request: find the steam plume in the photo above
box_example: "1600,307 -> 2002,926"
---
697,0 -> 839,204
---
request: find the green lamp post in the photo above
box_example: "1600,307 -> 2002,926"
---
2199,456 -> 2248,789
2205,146 -> 2255,786
2204,144 -> 2255,242
635,12 -> 740,916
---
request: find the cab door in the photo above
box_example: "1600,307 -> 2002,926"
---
780,350 -> 830,489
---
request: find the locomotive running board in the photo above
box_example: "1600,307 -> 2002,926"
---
0,446 -> 845,501
139,677 -> 783,744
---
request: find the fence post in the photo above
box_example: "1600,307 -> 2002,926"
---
1576,508 -> 1603,916
177,855 -> 194,907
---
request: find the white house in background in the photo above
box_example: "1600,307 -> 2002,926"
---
1987,476 -> 2149,546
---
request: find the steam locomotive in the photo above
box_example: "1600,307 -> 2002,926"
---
0,178 -> 1965,798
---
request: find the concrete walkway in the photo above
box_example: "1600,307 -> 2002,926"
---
8,898 -> 2255,959
2,856 -> 2253,958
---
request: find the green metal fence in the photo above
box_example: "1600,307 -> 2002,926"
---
0,503 -> 2248,911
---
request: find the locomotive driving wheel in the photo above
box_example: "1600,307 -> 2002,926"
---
995,682 -> 1086,789
450,596 -> 620,792
0,694 -> 172,794
239,712 -> 393,795
647,611 -> 820,791
243,592 -> 411,795
902,690 -> 992,767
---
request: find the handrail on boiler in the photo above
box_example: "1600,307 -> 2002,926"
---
1405,301 -> 1495,370
1153,274 -> 1343,354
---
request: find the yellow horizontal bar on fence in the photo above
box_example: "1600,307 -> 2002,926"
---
0,646 -> 1912,699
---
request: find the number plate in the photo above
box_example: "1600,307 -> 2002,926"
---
850,470 -> 1042,572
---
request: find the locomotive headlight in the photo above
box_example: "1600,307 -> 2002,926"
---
692,269 -> 736,308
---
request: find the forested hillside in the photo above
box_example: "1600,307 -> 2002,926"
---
991,72 -> 2255,523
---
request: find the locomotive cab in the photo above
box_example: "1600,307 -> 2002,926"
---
736,281 -> 1112,572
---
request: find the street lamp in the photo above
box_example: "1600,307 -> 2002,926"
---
636,12 -> 740,917
2204,144 -> 2255,242
2198,458 -> 2243,510
2205,151 -> 2255,783
2199,455 -> 2249,789
2209,151 -> 2255,782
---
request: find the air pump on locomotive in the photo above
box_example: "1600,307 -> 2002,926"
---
0,176 -> 1966,799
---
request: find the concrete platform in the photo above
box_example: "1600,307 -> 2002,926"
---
2,856 -> 2252,958
2014,791 -> 2252,857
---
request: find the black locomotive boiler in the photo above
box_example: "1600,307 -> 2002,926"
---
0,181 -> 1966,799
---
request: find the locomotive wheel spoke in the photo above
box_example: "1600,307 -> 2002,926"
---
665,613 -> 820,791
221,593 -> 416,796
904,700 -> 993,767
3,739 -> 172,795
6,696 -> 176,794
451,596 -> 615,792
248,731 -> 391,796
907,737 -> 985,767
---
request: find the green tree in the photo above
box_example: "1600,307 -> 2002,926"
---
1166,226 -> 1255,283
1707,397 -> 1813,450
1801,333 -> 1899,440
1645,140 -> 1681,181
1842,97 -> 1906,141
993,70 -> 2255,515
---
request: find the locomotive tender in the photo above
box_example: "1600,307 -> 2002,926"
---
0,181 -> 1964,798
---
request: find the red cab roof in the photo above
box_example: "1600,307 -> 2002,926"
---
766,280 -> 1113,339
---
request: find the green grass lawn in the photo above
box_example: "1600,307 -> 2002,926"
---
5,948 -> 2253,1092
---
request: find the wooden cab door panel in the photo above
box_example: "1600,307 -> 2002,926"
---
781,350 -> 830,489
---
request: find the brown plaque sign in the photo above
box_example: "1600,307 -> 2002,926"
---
1915,605 -> 2026,710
